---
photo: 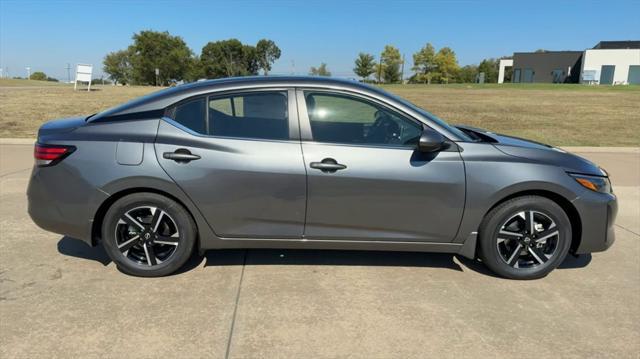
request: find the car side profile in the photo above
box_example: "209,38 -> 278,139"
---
27,77 -> 617,279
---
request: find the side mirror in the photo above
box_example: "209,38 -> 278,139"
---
417,127 -> 446,153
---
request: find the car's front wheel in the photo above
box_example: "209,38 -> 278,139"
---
478,195 -> 572,280
102,192 -> 196,277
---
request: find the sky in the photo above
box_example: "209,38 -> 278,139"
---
1,0 -> 639,80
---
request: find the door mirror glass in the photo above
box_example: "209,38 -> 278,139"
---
418,127 -> 446,153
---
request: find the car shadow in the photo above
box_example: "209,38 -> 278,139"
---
57,236 -> 111,266
558,253 -> 592,269
57,236 -> 593,276
204,249 -> 465,272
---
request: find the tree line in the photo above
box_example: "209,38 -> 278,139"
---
102,31 -> 509,85
351,43 -> 511,84
103,30 -> 281,85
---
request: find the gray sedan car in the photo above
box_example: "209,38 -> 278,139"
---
27,77 -> 617,279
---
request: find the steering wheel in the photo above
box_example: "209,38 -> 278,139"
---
368,110 -> 401,143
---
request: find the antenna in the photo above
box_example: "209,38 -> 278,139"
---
290,60 -> 295,75
66,63 -> 71,83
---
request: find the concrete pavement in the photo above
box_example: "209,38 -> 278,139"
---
1,143 -> 638,358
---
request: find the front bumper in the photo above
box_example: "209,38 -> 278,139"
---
573,188 -> 617,254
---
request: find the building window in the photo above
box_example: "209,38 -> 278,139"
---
628,65 -> 640,85
513,69 -> 521,83
523,68 -> 534,83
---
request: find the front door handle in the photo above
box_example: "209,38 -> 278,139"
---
163,149 -> 201,163
310,158 -> 347,173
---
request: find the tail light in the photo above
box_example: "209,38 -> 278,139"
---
34,144 -> 75,167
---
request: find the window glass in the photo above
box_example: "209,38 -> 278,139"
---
208,92 -> 288,140
304,92 -> 422,146
513,68 -> 521,83
172,98 -> 206,134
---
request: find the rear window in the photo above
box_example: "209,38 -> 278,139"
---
208,92 -> 288,140
168,91 -> 289,141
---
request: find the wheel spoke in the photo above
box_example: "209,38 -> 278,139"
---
535,228 -> 559,243
506,244 -> 523,266
525,211 -> 535,234
143,243 -> 157,266
122,213 -> 145,230
117,235 -> 140,252
155,235 -> 179,246
528,246 -> 549,264
150,208 -> 164,232
498,230 -> 523,243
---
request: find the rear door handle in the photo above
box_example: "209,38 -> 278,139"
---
310,158 -> 347,173
163,149 -> 201,163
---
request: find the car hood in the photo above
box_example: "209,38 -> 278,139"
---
456,125 -> 605,176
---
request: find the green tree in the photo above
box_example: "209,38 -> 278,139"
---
242,44 -> 260,75
309,63 -> 331,76
375,63 -> 385,83
103,49 -> 132,85
477,58 -> 499,83
456,65 -> 478,83
30,71 -> 47,81
256,39 -> 281,75
381,45 -> 402,83
184,56 -> 204,82
128,30 -> 193,85
434,47 -> 459,83
412,43 -> 437,84
200,39 -> 259,78
353,53 -> 376,81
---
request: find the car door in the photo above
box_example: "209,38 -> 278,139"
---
297,89 -> 465,243
155,89 -> 307,239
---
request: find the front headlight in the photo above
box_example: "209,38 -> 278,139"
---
569,173 -> 612,193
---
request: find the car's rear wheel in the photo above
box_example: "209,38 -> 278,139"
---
478,196 -> 572,280
102,193 -> 196,277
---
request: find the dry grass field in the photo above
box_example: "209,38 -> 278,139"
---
1,79 -> 638,146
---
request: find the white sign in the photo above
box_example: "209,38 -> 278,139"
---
74,64 -> 93,91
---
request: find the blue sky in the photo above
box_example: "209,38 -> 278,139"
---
1,0 -> 639,80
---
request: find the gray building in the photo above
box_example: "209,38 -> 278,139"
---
512,51 -> 583,83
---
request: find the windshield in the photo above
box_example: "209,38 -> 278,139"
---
384,92 -> 474,142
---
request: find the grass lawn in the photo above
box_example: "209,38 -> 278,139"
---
0,78 -> 638,146
382,84 -> 639,146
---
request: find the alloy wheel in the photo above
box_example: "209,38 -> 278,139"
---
496,210 -> 560,269
115,206 -> 180,266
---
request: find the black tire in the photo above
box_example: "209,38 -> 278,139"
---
102,192 -> 196,277
478,196 -> 572,280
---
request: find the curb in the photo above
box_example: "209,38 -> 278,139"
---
0,138 -> 638,154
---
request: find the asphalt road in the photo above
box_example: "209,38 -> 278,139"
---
1,143 -> 638,358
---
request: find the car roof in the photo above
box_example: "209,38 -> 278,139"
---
91,76 -> 387,121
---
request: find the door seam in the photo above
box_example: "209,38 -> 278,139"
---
294,88 -> 310,238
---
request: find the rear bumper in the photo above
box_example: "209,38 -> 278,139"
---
573,189 -> 617,254
27,166 -> 105,246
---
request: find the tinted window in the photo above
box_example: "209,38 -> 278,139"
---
172,98 -> 206,133
208,92 -> 288,140
513,68 -> 521,83
304,92 -> 422,146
